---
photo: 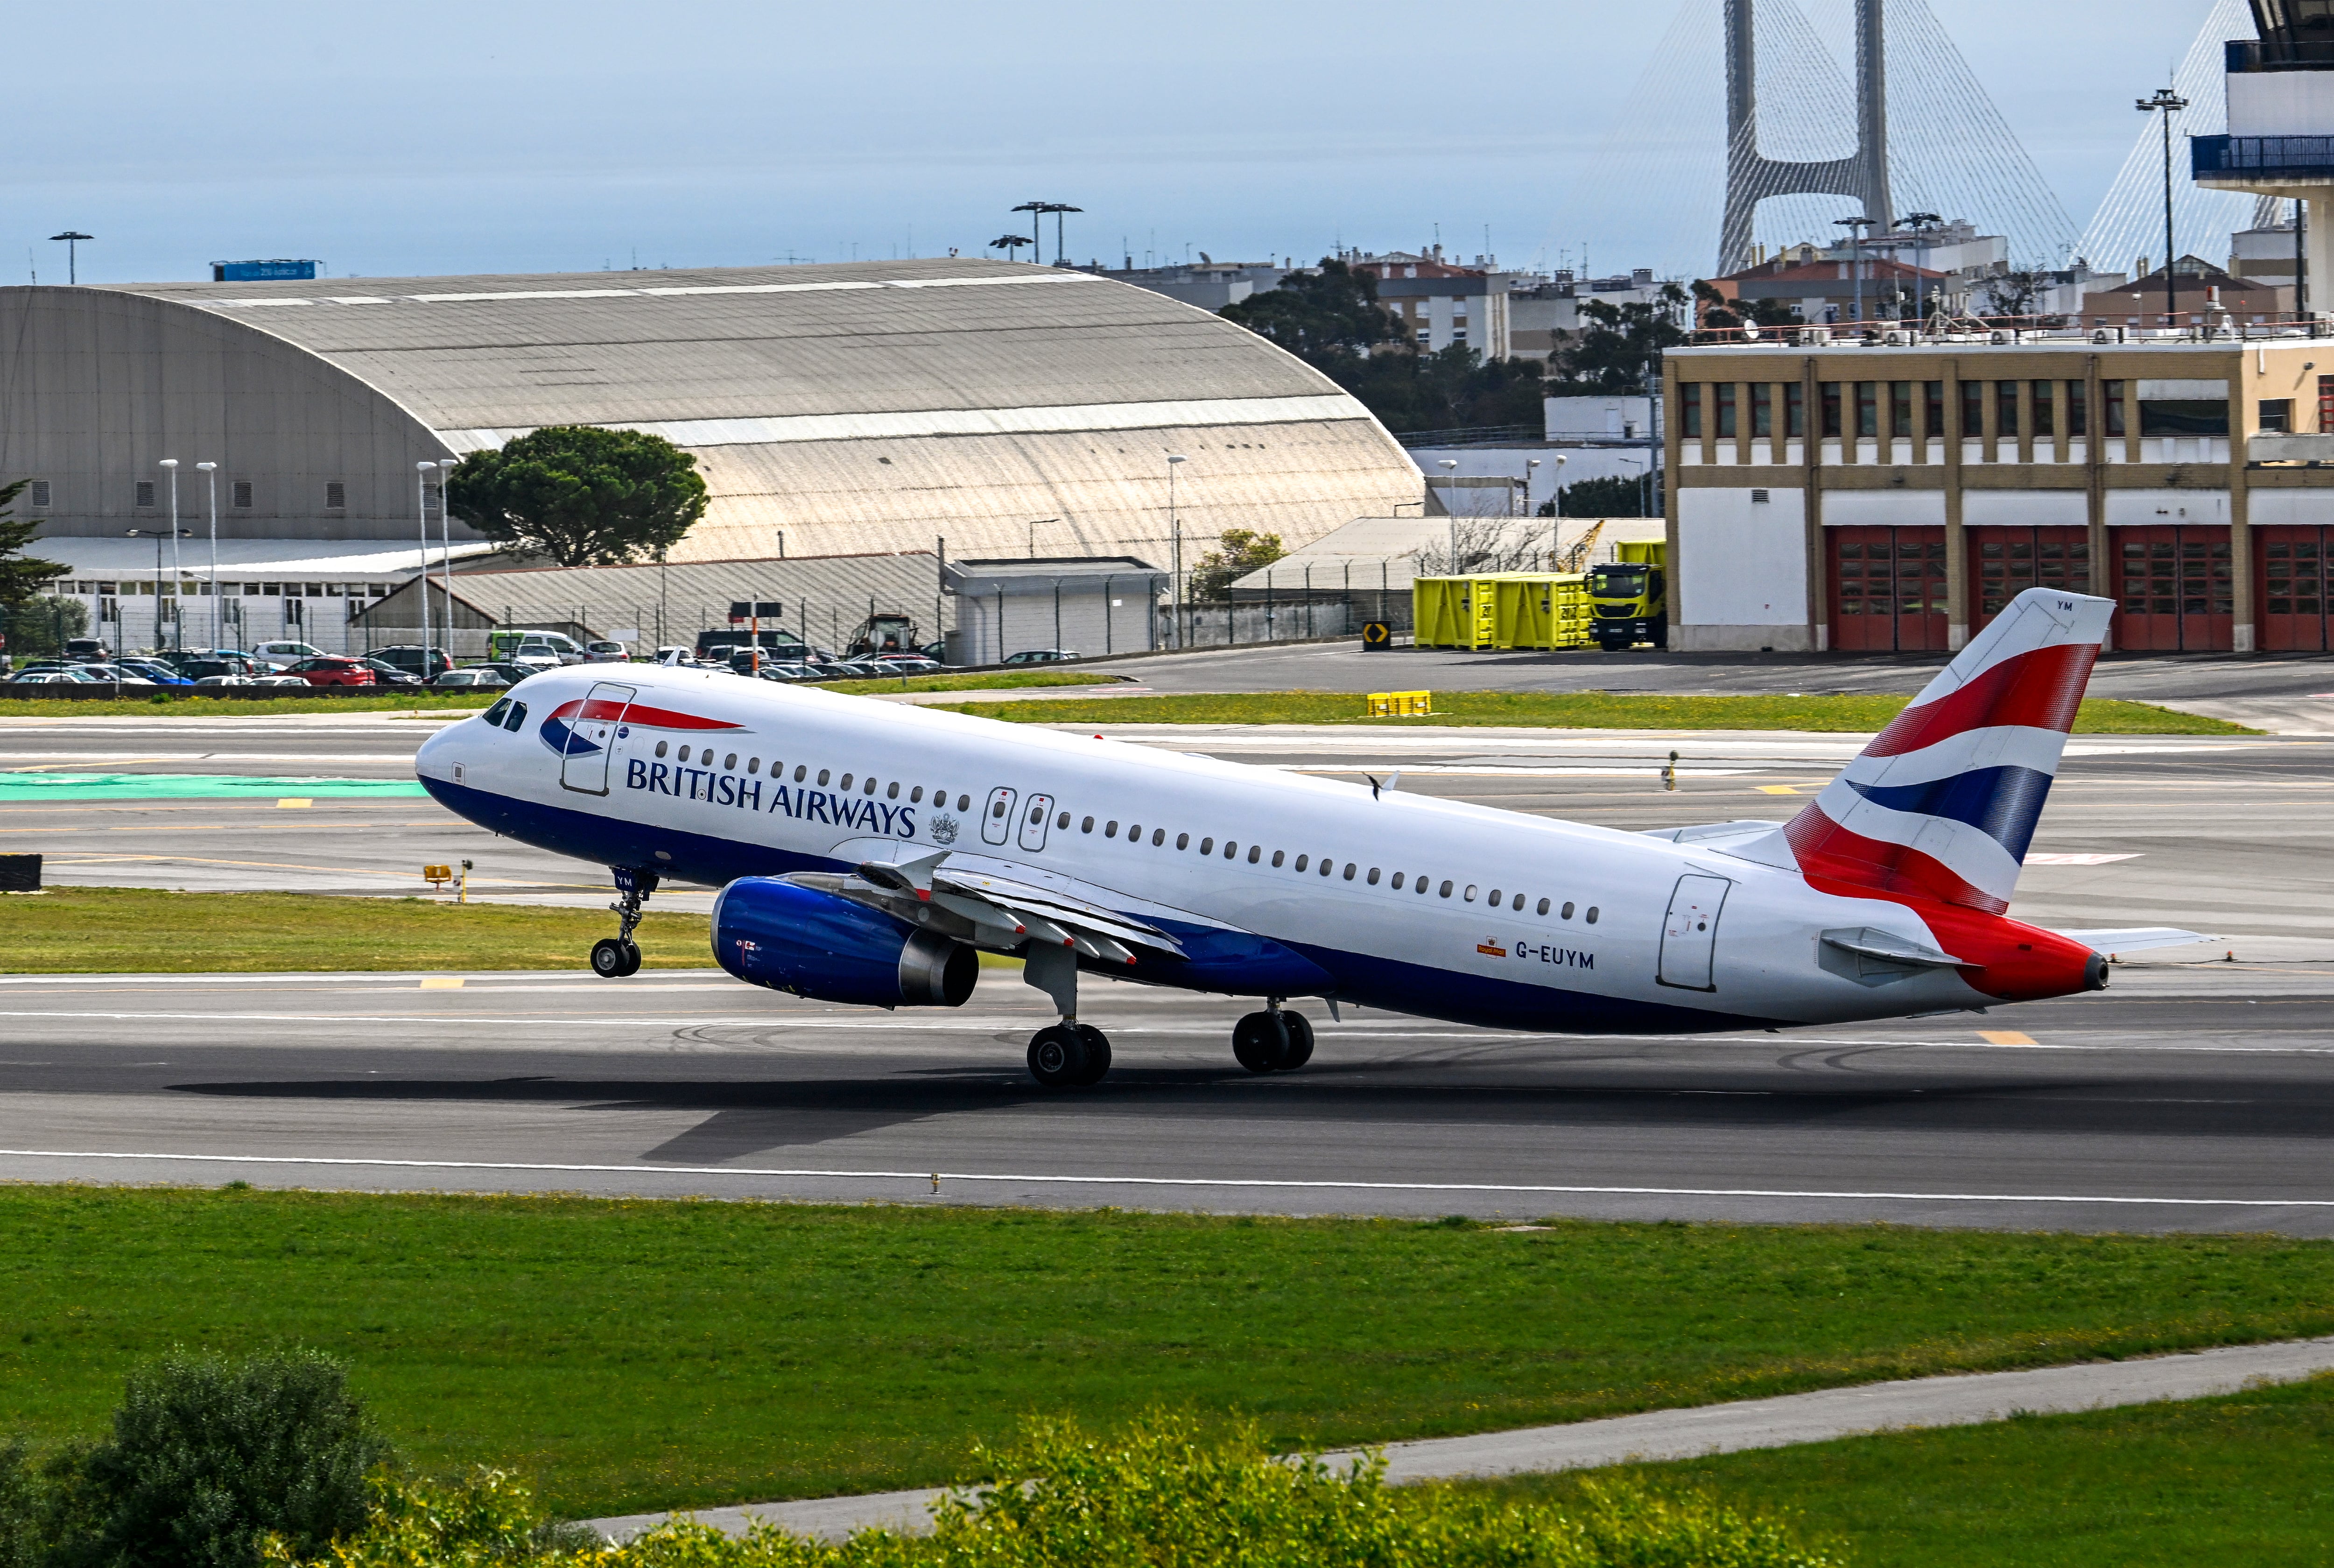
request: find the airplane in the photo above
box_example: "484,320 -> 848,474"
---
413,586 -> 2200,1085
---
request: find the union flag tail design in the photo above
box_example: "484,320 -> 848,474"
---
1778,588 -> 2115,914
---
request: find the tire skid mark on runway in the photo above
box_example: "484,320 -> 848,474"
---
0,1147 -> 2327,1208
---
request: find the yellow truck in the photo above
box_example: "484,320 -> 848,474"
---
1586,541 -> 1667,650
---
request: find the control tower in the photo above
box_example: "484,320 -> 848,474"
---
2193,0 -> 2334,310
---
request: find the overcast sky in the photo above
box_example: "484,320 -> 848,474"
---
10,0 -> 2232,286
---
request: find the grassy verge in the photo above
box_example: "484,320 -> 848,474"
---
0,693 -> 491,719
1,886 -> 714,972
931,690 -> 2253,734
821,668 -> 1123,696
1464,1374 -> 2334,1566
3,1192 -> 2329,1518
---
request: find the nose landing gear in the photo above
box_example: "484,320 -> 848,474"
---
1232,1002 -> 1314,1073
592,867 -> 657,978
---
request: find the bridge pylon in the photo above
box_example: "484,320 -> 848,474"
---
1720,0 -> 1891,275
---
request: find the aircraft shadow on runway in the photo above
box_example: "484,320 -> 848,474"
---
161,1064 -> 2334,1167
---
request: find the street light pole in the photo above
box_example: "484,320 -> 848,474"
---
48,232 -> 91,284
196,462 -> 219,648
415,461 -> 436,675
158,459 -> 182,650
1898,211 -> 1940,330
437,459 -> 460,661
1437,459 -> 1460,569
1166,454 -> 1188,648
2138,86 -> 2190,328
1834,216 -> 1876,327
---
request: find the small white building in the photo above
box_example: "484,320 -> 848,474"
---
942,556 -> 1167,664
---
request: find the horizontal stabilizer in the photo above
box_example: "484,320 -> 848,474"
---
2052,927 -> 2212,953
1821,927 -> 1968,970
1641,820 -> 1785,845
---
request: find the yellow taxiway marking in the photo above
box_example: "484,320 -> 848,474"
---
1756,784 -> 1802,795
1980,1030 -> 2039,1046
276,798 -> 314,808
417,977 -> 465,990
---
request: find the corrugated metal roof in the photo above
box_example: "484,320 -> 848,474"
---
91,258 -> 1423,565
1227,515 -> 1665,594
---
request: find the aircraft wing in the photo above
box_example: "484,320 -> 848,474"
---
2050,927 -> 2214,953
787,852 -> 1186,966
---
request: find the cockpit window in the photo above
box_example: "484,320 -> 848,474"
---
482,698 -> 511,725
502,701 -> 528,733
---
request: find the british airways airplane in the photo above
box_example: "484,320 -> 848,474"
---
414,587 -> 2198,1085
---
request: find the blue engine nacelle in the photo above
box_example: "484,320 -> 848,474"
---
711,876 -> 977,1008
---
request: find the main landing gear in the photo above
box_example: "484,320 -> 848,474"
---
1020,940 -> 1115,1087
591,868 -> 659,979
1232,1002 -> 1314,1073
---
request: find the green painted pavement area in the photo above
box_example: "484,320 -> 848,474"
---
0,772 -> 429,801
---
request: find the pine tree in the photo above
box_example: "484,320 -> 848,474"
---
0,479 -> 68,607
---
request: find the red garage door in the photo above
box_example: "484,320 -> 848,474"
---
1970,527 -> 2093,636
2112,526 -> 2232,651
1829,526 -> 1948,653
2259,526 -> 2333,651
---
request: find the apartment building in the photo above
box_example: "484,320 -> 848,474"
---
1661,335 -> 2334,655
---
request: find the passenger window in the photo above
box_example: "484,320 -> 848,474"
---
1178,833 -> 1191,850
724,752 -> 738,770
865,777 -> 878,795
840,773 -> 854,790
1247,845 -> 1261,863
1537,897 -> 1550,915
993,797 -> 1009,818
1271,850 -> 1285,867
1490,888 -> 1502,904
748,758 -> 761,774
910,786 -> 924,802
1561,901 -> 1575,920
1152,829 -> 1165,845
1343,863 -> 1357,880
1224,841 -> 1238,859
957,794 -> 971,811
655,740 -> 669,758
818,769 -> 831,786
1391,872 -> 1404,889
1439,880 -> 1454,898
1318,858 -> 1332,877
1367,868 -> 1380,885
1586,907 -> 1599,924
1417,877 -> 1430,895
504,701 -> 527,732
1199,837 -> 1214,854
795,766 -> 808,782
1295,854 -> 1309,872
1083,816 -> 1096,833
888,781 -> 900,799
679,746 -> 692,762
1057,811 -> 1070,829
1464,885 -> 1477,902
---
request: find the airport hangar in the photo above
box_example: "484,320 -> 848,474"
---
0,257 -> 1424,652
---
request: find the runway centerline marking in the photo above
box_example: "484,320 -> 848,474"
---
0,1148 -> 2326,1209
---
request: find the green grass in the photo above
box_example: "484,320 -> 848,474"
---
932,690 -> 2253,734
821,668 -> 1123,696
0,693 -> 492,718
1461,1374 -> 2334,1567
1,887 -> 715,973
3,1193 -> 2331,1519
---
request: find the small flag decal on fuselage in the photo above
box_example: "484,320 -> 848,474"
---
1477,940 -> 1508,957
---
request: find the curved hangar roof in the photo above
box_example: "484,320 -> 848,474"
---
71,258 -> 1422,561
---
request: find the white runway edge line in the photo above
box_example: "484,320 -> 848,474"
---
1,1150 -> 2328,1209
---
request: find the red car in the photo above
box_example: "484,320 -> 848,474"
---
283,656 -> 379,688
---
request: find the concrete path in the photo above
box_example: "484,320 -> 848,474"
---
588,1336 -> 2334,1542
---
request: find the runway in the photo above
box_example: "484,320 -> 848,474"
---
3,961 -> 2331,1234
5,700 -> 2332,1234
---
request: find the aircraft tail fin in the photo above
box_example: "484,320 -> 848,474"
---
1750,587 -> 2115,914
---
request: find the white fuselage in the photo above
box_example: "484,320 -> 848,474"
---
415,666 -> 1997,1032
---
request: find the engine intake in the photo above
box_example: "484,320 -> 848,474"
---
712,876 -> 977,1009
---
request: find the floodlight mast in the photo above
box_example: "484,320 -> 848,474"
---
2137,87 -> 2190,326
49,232 -> 91,285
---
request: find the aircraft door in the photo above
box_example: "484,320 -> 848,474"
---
1019,792 -> 1055,851
981,786 -> 1018,846
560,682 -> 636,795
1657,873 -> 1730,991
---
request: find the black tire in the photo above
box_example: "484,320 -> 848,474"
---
1278,1012 -> 1315,1070
1027,1024 -> 1091,1087
1651,621 -> 1670,650
616,939 -> 643,977
1232,1010 -> 1288,1073
1072,1024 -> 1112,1085
590,938 -> 629,978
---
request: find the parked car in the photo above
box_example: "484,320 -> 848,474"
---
249,640 -> 326,668
429,668 -> 511,689
752,662 -> 823,682
114,659 -> 194,686
250,675 -> 310,687
193,675 -> 255,688
583,640 -> 630,663
63,638 -> 113,661
466,661 -> 539,686
73,665 -> 162,687
357,657 -> 425,687
1001,648 -> 1079,665
6,668 -> 98,684
869,654 -> 943,675
282,656 -> 378,688
368,645 -> 454,679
